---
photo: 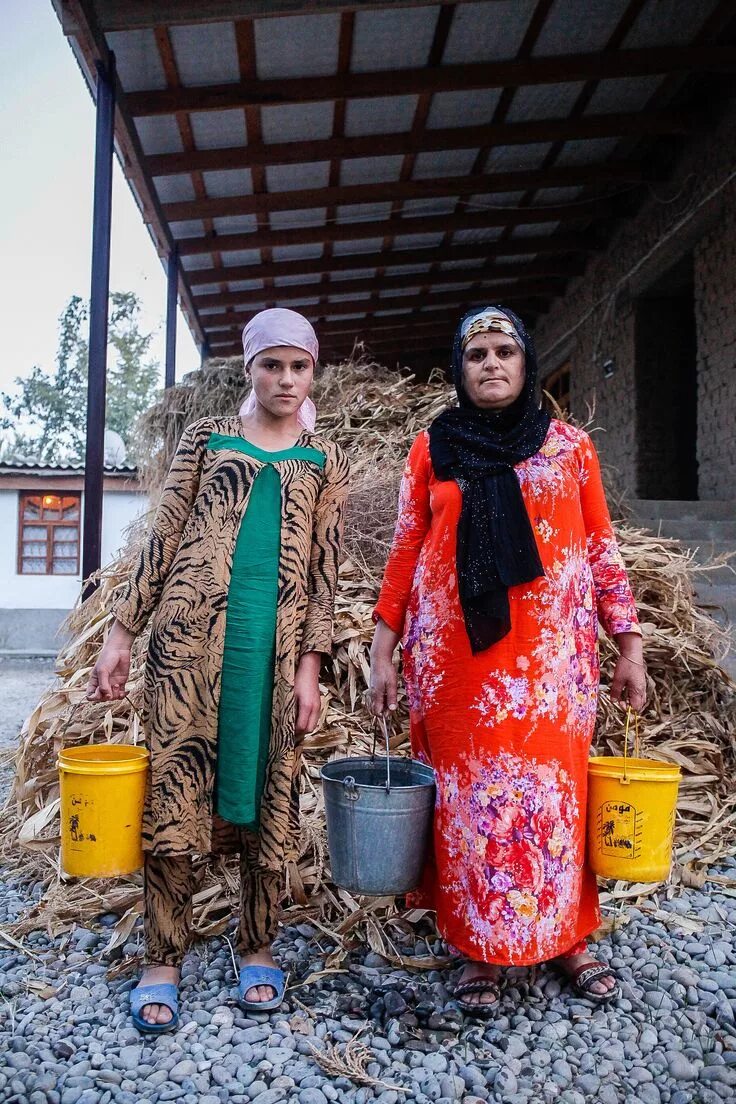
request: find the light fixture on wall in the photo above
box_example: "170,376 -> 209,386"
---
602,357 -> 616,379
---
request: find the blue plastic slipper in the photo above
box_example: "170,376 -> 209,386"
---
238,965 -> 286,1012
130,982 -> 179,1034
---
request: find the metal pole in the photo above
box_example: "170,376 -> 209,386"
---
200,338 -> 211,366
164,244 -> 178,388
82,55 -> 115,599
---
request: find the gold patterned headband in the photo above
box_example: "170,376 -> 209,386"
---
461,311 -> 523,351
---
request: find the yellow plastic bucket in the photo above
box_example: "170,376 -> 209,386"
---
58,744 -> 149,878
587,713 -> 681,882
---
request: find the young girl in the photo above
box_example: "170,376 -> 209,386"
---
87,308 -> 349,1032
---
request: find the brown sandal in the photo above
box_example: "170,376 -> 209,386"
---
454,977 -> 502,1014
563,961 -> 620,1004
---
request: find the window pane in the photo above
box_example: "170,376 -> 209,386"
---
62,497 -> 80,519
53,545 -> 78,563
23,497 -> 41,519
22,541 -> 47,557
52,558 -> 78,575
54,526 -> 78,542
22,526 -> 47,541
22,558 -> 47,574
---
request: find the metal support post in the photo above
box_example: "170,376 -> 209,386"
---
82,55 -> 115,598
164,244 -> 178,388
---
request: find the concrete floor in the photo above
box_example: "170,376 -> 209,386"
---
0,656 -> 57,749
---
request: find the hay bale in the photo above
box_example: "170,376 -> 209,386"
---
2,352 -> 735,946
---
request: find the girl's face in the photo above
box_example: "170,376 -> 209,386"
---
247,345 -> 314,419
461,331 -> 526,410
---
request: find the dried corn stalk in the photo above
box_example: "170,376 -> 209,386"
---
1,352 -> 734,943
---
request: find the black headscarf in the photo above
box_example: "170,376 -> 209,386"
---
428,305 -> 551,653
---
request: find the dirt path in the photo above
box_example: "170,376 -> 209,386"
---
0,656 -> 56,750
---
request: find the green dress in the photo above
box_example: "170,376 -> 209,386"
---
211,434 -> 325,828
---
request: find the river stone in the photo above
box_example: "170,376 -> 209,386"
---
667,1052 -> 699,1080
422,1053 -> 448,1074
170,1060 -> 198,1083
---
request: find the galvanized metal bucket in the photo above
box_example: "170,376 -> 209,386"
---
320,718 -> 436,896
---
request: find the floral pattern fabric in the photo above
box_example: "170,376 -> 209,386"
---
374,420 -> 640,965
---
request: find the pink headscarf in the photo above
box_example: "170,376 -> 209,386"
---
240,308 -> 318,431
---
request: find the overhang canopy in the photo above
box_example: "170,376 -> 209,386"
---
55,0 -> 736,365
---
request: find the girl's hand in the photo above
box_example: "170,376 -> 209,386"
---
86,621 -> 135,702
294,652 -> 322,741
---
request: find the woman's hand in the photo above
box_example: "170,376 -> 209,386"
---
294,652 -> 322,741
368,618 -> 401,716
86,620 -> 135,702
610,631 -> 647,713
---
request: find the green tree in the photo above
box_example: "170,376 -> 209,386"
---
1,292 -> 161,464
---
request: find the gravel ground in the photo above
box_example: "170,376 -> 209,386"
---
1,667 -> 736,1104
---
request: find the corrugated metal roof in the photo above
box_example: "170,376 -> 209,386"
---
60,0 -> 736,360
351,6 -> 439,72
0,460 -> 138,474
190,109 -> 248,150
254,12 -> 341,79
170,22 -> 240,86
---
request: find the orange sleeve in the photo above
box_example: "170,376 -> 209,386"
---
373,432 -> 432,635
578,432 -> 641,639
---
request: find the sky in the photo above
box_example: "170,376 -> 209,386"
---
0,0 -> 201,403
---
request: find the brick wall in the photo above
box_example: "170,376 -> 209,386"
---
534,98 -> 736,501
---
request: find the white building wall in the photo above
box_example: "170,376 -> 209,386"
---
101,491 -> 148,569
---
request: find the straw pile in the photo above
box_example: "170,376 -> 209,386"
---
2,351 -> 735,952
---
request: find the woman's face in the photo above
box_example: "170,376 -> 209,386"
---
462,331 -> 526,410
247,345 -> 314,419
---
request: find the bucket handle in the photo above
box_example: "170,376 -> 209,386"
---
622,706 -> 641,783
371,714 -> 392,794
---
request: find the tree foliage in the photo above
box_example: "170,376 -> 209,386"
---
1,292 -> 160,464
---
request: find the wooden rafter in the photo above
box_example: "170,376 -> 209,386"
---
126,46 -> 736,116
153,24 -> 229,322
427,0 -> 556,312
234,18 -> 274,328
505,0 -> 651,245
187,252 -> 586,288
161,163 -> 646,223
209,310 -> 505,345
144,110 -> 692,177
194,270 -> 567,310
318,11 -> 355,321
175,199 -> 614,255
200,285 -> 552,329
92,0 -> 478,32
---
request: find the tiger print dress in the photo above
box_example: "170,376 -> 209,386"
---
112,415 -> 350,873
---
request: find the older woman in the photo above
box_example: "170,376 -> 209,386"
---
88,308 -> 349,1031
369,306 -> 645,1012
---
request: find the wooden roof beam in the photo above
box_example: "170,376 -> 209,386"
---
188,252 -> 586,288
174,198 -> 613,256
162,162 -> 647,222
194,270 -> 568,311
201,286 -> 553,329
180,226 -> 600,262
93,1 -> 473,33
126,46 -> 736,116
145,110 -> 692,177
317,314 -> 478,338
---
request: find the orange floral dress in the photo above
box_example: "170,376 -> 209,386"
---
374,419 -> 640,966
